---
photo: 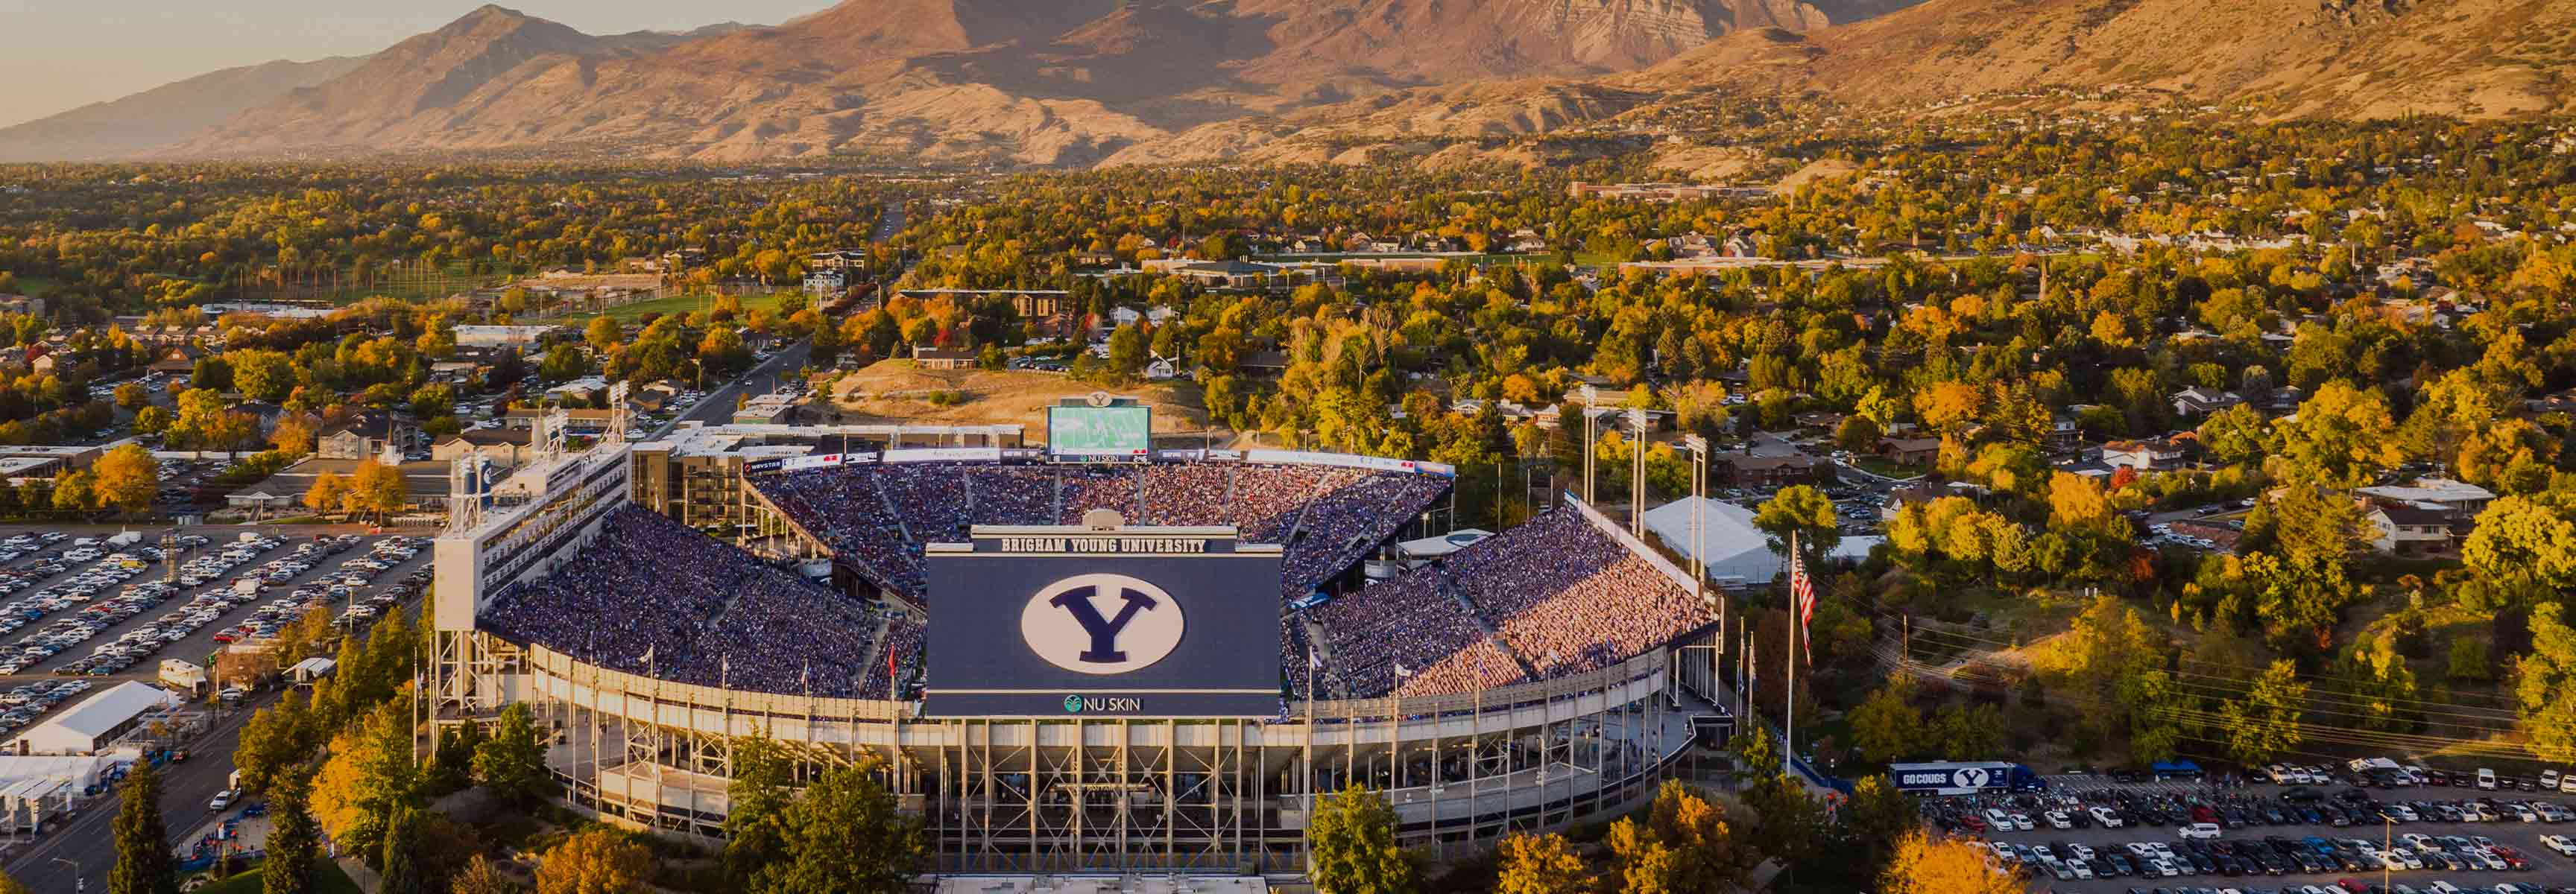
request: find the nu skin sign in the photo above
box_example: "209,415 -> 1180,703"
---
922,531 -> 1283,717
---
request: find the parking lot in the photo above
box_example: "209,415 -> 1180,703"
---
1931,769 -> 2576,893
0,527 -> 434,741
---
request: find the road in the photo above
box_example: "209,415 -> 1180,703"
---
0,530 -> 436,894
650,340 -> 812,439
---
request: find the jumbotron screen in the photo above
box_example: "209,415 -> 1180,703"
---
922,530 -> 1281,717
1048,405 -> 1151,457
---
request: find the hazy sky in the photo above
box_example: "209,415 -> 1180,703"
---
0,1 -> 821,127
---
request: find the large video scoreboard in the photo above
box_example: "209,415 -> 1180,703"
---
923,524 -> 1282,717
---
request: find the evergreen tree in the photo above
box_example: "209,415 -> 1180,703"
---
262,783 -> 321,894
109,761 -> 177,894
381,806 -> 429,894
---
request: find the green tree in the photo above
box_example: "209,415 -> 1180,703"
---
2220,659 -> 2309,764
2449,636 -> 2493,683
382,806 -> 430,894
263,782 -> 322,894
1306,785 -> 1416,894
723,735 -> 795,883
109,761 -> 177,894
1849,673 -> 1925,763
1105,323 -> 1149,380
1843,776 -> 1919,881
751,761 -> 920,894
231,349 -> 298,402
472,703 -> 552,809
234,691 -> 315,794
2516,603 -> 2576,761
1495,833 -> 1587,894
1753,484 -> 1840,561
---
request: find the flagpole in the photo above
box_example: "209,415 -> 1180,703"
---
1784,531 -> 1796,779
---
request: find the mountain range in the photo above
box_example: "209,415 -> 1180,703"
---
2,0 -> 2567,168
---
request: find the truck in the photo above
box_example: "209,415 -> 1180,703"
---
159,659 -> 208,694
1890,761 -> 2049,796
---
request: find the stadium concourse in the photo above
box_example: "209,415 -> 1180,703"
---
440,445 -> 1733,875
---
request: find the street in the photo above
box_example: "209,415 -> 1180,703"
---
650,339 -> 812,439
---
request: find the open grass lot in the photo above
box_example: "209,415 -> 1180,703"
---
583,290 -> 793,324
825,360 -> 1211,438
192,860 -> 362,894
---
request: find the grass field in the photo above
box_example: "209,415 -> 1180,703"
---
579,291 -> 795,324
826,361 -> 1211,437
195,860 -> 362,894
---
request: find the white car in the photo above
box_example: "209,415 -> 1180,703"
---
2179,822 -> 2222,840
208,789 -> 236,811
1986,808 -> 2013,829
2044,810 -> 2073,829
2091,805 -> 2124,828
2542,834 -> 2576,857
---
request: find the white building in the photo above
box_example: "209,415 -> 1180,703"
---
7,682 -> 180,755
454,325 -> 564,349
2356,478 -> 2496,519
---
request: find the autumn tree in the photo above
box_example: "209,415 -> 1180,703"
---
534,829 -> 653,894
311,701 -> 420,863
349,460 -> 407,521
2276,380 -> 2404,488
448,856 -> 518,894
1495,833 -> 1588,894
1881,831 -> 2021,894
1307,785 -> 1416,894
90,443 -> 157,515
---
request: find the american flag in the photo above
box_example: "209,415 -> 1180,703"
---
1790,549 -> 1816,666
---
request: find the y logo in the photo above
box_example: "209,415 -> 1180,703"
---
1020,574 -> 1185,675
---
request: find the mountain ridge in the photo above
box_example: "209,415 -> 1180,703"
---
145,0 -> 1902,165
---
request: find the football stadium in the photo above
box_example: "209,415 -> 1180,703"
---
428,412 -> 1734,878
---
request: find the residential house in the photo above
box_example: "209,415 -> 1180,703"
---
2170,386 -> 2244,417
146,345 -> 205,377
1721,455 -> 1823,489
318,413 -> 413,460
2364,503 -> 2454,557
1876,437 -> 1942,468
432,428 -> 533,469
2102,436 -> 2191,472
2355,478 -> 2496,521
912,346 -> 978,370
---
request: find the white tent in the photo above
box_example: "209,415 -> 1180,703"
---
8,682 -> 180,755
1641,496 -> 1787,587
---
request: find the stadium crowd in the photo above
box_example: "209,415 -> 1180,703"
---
482,506 -> 892,697
1306,507 -> 1708,700
750,460 -> 1448,603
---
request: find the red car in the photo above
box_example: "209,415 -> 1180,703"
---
1958,815 -> 1988,833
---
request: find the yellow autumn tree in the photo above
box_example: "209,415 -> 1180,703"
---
1882,831 -> 2022,894
1494,832 -> 1588,894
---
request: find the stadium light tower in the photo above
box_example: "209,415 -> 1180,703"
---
1681,434 -> 1710,611
1626,407 -> 1647,536
1578,384 -> 1600,506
